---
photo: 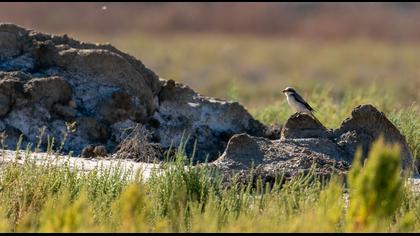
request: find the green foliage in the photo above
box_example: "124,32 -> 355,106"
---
37,189 -> 97,232
389,104 -> 420,163
0,136 -> 419,232
146,146 -> 223,232
346,138 -> 403,232
111,183 -> 155,232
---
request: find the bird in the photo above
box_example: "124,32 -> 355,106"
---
282,87 -> 321,124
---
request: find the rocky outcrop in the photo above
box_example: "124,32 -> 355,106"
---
280,113 -> 328,139
151,79 -> 266,162
0,78 -> 23,117
212,105 -> 417,182
212,133 -> 351,183
333,104 -> 414,170
0,23 -> 267,162
24,76 -> 73,109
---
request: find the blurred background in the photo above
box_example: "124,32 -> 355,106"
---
3,2 -> 420,40
0,2 -> 419,126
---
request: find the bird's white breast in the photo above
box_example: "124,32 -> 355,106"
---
286,94 -> 311,114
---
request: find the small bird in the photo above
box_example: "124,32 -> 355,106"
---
282,87 -> 321,123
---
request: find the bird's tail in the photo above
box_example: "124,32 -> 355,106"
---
310,112 -> 323,126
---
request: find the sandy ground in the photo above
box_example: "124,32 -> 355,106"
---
0,149 -> 160,180
1,149 -> 419,193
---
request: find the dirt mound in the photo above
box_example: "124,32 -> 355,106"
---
0,23 -> 267,162
212,105 -> 417,182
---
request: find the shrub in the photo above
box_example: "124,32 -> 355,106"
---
346,137 -> 403,232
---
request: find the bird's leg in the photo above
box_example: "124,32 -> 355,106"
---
294,112 -> 302,117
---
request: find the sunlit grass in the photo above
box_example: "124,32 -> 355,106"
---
0,138 -> 418,232
77,33 -> 419,109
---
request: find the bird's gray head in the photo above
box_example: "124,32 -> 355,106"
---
282,87 -> 297,95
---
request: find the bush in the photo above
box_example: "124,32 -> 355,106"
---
346,137 -> 403,232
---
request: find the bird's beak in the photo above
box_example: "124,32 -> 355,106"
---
282,89 -> 286,93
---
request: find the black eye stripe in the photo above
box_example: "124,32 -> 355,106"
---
284,87 -> 297,93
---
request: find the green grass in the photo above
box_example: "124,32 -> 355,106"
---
0,138 -> 419,232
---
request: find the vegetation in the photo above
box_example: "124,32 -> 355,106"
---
1,31 -> 419,232
0,137 -> 418,232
